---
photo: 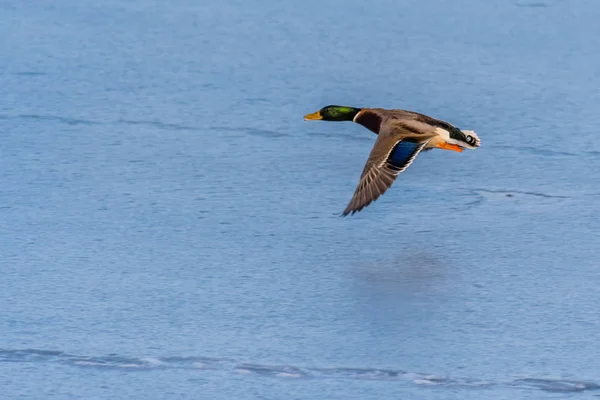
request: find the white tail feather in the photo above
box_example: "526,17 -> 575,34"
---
461,130 -> 480,148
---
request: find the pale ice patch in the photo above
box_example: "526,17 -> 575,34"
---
140,357 -> 163,366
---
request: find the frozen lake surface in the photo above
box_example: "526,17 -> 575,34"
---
2,0 -> 600,398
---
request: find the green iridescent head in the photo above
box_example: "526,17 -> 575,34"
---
304,105 -> 362,122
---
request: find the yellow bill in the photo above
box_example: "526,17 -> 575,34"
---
303,111 -> 322,120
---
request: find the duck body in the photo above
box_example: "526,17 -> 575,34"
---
349,107 -> 480,150
303,105 -> 480,215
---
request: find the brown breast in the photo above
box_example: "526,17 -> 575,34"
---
353,109 -> 382,134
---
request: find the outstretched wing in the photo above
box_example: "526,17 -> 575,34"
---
342,137 -> 429,216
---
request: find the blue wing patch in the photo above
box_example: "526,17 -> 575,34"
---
387,140 -> 425,171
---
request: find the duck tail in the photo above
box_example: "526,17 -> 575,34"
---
460,130 -> 480,148
437,127 -> 481,150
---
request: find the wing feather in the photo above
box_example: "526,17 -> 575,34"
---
342,137 -> 429,216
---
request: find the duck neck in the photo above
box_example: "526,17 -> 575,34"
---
353,109 -> 382,134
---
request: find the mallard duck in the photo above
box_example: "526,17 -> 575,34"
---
304,105 -> 480,216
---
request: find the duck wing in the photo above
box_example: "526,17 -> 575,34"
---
342,124 -> 430,216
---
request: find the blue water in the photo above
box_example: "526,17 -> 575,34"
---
2,0 -> 600,398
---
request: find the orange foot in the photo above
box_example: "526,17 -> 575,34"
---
437,142 -> 464,152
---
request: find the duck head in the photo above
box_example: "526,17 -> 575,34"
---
304,105 -> 362,122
